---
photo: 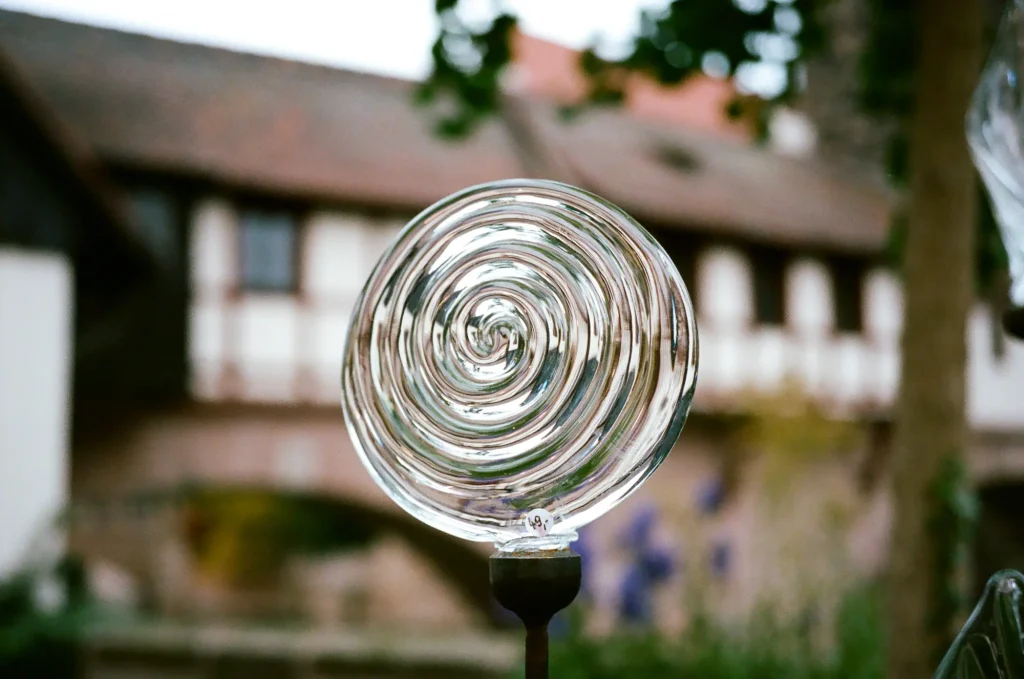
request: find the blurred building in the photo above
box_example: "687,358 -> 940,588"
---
0,46 -> 154,577
1,6 -> 1023,643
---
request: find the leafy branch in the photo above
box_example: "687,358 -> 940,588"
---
418,0 -> 833,139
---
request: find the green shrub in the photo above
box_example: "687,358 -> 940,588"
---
0,556 -> 95,678
541,586 -> 884,679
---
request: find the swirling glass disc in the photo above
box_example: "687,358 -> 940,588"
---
341,179 -> 698,551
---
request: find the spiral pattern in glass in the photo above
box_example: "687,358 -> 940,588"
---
341,179 -> 698,550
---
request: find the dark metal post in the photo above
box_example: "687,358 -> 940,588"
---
490,550 -> 582,679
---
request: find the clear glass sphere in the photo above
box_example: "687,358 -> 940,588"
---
341,179 -> 698,551
968,0 -> 1024,306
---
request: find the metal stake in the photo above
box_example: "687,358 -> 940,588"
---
490,549 -> 582,679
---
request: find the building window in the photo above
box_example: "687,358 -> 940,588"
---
752,247 -> 787,326
130,188 -> 179,269
239,210 -> 298,292
831,257 -> 865,333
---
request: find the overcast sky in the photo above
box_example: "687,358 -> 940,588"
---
0,0 -> 669,80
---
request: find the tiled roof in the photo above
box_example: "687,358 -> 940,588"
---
0,9 -> 895,253
507,29 -> 755,143
516,99 -> 892,251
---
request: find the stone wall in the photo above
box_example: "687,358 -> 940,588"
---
69,404 -> 898,635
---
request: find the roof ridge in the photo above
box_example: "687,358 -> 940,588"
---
0,8 -> 416,88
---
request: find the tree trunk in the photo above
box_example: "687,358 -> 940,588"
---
886,1 -> 983,679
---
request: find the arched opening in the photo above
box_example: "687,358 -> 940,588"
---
973,480 -> 1024,597
68,483 -> 500,628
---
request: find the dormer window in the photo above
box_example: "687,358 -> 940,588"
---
239,209 -> 298,293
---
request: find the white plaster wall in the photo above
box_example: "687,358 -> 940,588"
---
182,197 -> 1024,428
698,246 -> 752,329
857,269 -> 1024,428
864,343 -> 900,406
189,303 -> 225,399
864,269 -> 903,344
696,247 -> 753,400
967,304 -> 1024,430
749,328 -> 788,392
274,434 -> 323,488
787,258 -> 833,336
311,311 -> 351,388
190,198 -> 235,296
234,297 -> 300,402
304,213 -> 405,401
0,249 -> 73,576
789,337 -> 829,397
304,212 -> 375,302
862,268 -> 902,407
757,258 -> 832,397
827,336 -> 867,405
697,323 -> 744,397
367,218 -> 405,264
693,256 -> 906,411
186,204 -> 410,404
189,198 -> 235,399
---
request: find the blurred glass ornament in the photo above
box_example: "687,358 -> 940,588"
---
968,0 -> 1024,335
934,569 -> 1024,679
341,179 -> 698,552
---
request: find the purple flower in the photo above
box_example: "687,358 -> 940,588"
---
710,540 -> 731,578
619,564 -> 651,622
640,546 -> 675,582
616,506 -> 677,625
696,477 -> 725,515
621,504 -> 658,552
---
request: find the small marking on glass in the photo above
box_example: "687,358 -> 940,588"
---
525,508 -> 553,536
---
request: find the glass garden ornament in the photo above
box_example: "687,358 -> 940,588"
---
341,179 -> 698,553
968,0 -> 1024,336
934,570 -> 1024,679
